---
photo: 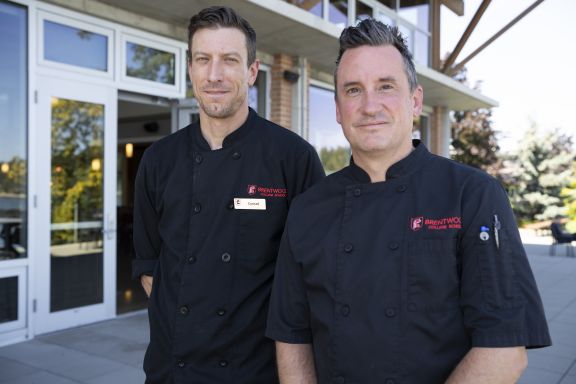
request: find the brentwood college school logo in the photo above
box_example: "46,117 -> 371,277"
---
410,216 -> 462,231
246,184 -> 287,198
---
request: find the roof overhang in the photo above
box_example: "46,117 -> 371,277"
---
94,0 -> 495,110
417,64 -> 498,110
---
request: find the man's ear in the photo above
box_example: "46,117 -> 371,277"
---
248,59 -> 260,86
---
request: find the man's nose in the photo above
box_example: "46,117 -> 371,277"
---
207,59 -> 224,82
361,91 -> 381,116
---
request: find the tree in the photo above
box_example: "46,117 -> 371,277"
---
507,123 -> 574,223
319,146 -> 349,173
450,109 -> 501,176
447,63 -> 501,176
50,98 -> 104,244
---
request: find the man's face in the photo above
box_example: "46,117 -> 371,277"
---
189,27 -> 259,119
335,45 -> 423,157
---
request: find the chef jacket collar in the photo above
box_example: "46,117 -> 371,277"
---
347,139 -> 429,183
190,107 -> 257,151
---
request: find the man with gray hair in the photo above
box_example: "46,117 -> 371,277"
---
266,18 -> 550,383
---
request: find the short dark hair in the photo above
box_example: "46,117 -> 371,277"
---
187,6 -> 257,66
334,18 -> 418,93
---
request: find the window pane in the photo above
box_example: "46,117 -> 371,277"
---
356,1 -> 373,23
329,0 -> 348,27
126,42 -> 175,85
398,23 -> 414,54
44,20 -> 108,71
399,0 -> 429,31
414,29 -> 429,65
375,0 -> 397,10
309,86 -> 349,173
50,98 -> 104,312
249,70 -> 268,117
376,11 -> 395,27
0,1 -> 27,261
0,276 -> 18,323
286,0 -> 323,17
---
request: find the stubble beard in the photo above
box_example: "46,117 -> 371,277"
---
199,92 -> 246,119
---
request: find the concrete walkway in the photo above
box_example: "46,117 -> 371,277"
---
0,235 -> 575,383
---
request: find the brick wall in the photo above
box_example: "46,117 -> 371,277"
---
270,53 -> 294,130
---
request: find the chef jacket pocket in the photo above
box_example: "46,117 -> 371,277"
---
237,201 -> 287,261
478,228 -> 517,309
407,237 -> 459,312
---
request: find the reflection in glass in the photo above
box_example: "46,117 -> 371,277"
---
414,29 -> 429,65
249,70 -> 268,117
309,86 -> 350,173
126,42 -> 175,85
0,276 -> 18,324
329,0 -> 348,27
398,23 -> 413,54
44,20 -> 108,71
286,0 -> 323,17
399,0 -> 430,31
50,98 -> 104,312
0,2 -> 27,261
356,1 -> 373,23
375,0 -> 396,10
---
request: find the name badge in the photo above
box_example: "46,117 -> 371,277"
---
234,198 -> 266,210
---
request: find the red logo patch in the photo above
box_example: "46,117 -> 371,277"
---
410,216 -> 462,231
411,217 -> 424,231
245,184 -> 287,198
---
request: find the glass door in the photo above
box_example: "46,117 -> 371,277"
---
35,76 -> 117,334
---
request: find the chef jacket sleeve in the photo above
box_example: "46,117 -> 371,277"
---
459,176 -> 551,348
266,224 -> 312,343
132,149 -> 162,279
288,147 -> 325,200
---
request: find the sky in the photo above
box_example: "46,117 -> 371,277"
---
441,0 -> 576,153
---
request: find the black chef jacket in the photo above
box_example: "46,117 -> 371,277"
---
132,108 -> 324,384
266,140 -> 551,384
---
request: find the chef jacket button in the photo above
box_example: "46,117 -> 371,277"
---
385,379 -> 395,384
408,303 -> 417,312
232,151 -> 241,160
221,253 -> 231,263
187,255 -> 196,264
388,242 -> 399,250
179,305 -> 189,315
194,154 -> 203,164
217,308 -> 226,316
344,243 -> 354,253
334,376 -> 346,384
193,202 -> 202,213
219,360 -> 228,367
353,188 -> 362,197
177,361 -> 185,368
341,304 -> 350,316
385,307 -> 396,318
396,185 -> 406,193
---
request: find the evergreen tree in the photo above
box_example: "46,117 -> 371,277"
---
507,124 -> 574,223
450,109 -> 501,176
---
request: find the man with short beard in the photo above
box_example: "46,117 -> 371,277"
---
132,6 -> 324,384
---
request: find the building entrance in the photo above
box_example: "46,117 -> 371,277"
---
116,93 -> 173,314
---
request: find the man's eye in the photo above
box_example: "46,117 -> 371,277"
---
346,87 -> 360,95
195,57 -> 209,63
225,57 -> 239,63
379,84 -> 393,91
